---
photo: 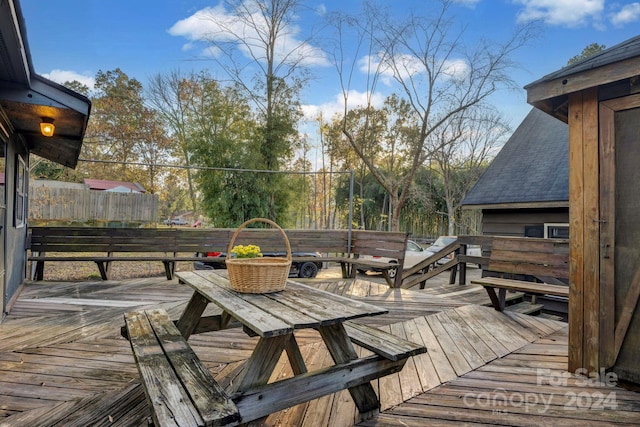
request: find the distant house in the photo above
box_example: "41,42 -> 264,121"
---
0,0 -> 91,319
84,179 -> 146,193
31,179 -> 87,190
462,108 -> 569,238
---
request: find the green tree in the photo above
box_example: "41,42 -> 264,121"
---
199,0 -> 314,221
567,43 -> 606,65
80,68 -> 169,192
185,81 -> 265,226
62,80 -> 91,97
429,110 -> 510,234
325,106 -> 387,229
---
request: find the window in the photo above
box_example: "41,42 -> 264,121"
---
544,223 -> 569,239
15,154 -> 25,227
524,225 -> 544,238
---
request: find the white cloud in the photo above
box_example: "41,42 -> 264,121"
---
514,0 -> 605,27
169,4 -> 329,67
301,90 -> 385,121
358,53 -> 469,85
453,0 -> 481,6
610,2 -> 640,27
41,69 -> 95,89
441,59 -> 470,80
316,4 -> 327,16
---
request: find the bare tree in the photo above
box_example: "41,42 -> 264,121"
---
430,110 -> 510,234
329,0 -> 535,230
147,70 -> 202,212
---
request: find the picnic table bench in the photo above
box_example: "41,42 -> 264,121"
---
124,309 -> 240,426
124,270 -> 425,426
471,236 -> 569,311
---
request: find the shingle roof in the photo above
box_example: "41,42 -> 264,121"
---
526,35 -> 640,121
526,35 -> 640,88
461,108 -> 568,208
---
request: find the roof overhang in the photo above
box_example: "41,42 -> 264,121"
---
462,201 -> 569,211
525,36 -> 640,123
0,0 -> 91,168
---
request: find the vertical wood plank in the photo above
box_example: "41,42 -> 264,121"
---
582,87 -> 600,373
599,102 -> 616,368
568,92 -> 585,373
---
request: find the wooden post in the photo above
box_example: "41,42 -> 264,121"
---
568,88 -> 600,374
582,88 -> 601,374
568,92 -> 585,373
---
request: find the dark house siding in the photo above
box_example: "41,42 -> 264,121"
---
481,208 -> 568,237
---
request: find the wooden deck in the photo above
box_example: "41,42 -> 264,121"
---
0,275 -> 638,426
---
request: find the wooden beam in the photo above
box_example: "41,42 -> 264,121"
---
527,56 -> 640,105
568,91 -> 585,373
582,87 -> 600,373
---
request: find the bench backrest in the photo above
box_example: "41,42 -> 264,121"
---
29,227 -> 237,253
487,236 -> 569,280
227,228 -> 351,255
28,227 -> 409,262
28,226 -> 353,255
29,227 -> 179,253
350,230 -> 409,262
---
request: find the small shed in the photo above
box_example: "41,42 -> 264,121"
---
526,35 -> 640,384
462,108 -> 569,238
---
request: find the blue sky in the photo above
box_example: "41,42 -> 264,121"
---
20,0 -> 640,135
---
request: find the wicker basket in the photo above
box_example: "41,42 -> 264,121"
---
225,218 -> 292,293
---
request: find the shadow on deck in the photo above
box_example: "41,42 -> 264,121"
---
0,276 -> 637,426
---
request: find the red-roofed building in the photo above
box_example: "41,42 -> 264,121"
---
83,179 -> 146,193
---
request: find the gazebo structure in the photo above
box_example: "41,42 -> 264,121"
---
526,35 -> 640,385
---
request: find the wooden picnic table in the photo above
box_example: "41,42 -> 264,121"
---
173,270 -> 426,424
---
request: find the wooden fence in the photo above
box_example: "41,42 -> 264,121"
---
29,187 -> 158,224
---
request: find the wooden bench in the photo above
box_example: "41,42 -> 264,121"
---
27,227 -> 350,281
124,308 -> 240,427
28,227 -> 409,285
471,236 -> 569,311
343,321 -> 426,361
347,230 -> 410,288
28,227 -> 233,280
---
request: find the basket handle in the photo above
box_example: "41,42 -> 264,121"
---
227,218 -> 292,261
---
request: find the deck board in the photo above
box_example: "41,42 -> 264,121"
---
0,275 -> 637,426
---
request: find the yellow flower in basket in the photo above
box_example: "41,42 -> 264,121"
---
226,218 -> 291,294
230,244 -> 263,259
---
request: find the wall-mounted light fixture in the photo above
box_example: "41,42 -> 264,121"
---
40,117 -> 55,137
